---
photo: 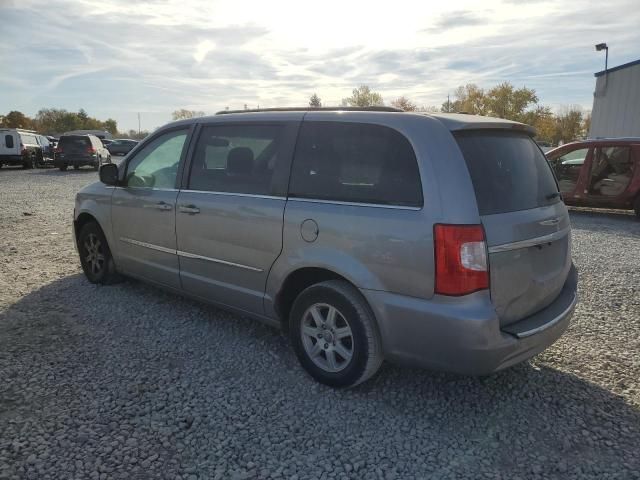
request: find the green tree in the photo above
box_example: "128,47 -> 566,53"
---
1,111 -> 34,129
485,82 -> 538,122
342,85 -> 384,107
309,93 -> 322,108
172,109 -> 205,120
391,96 -> 417,111
103,119 -> 118,136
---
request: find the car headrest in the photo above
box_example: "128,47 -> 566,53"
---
227,147 -> 254,175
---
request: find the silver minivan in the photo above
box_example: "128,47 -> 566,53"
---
74,108 -> 578,387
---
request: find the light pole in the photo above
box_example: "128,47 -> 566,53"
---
595,43 -> 608,72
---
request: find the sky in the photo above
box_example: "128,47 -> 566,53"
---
1,0 -> 639,132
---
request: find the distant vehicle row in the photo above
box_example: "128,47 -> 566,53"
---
0,128 -> 138,170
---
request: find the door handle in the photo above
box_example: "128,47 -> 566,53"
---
153,201 -> 173,211
179,204 -> 200,214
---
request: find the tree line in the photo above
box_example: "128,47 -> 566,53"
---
309,84 -> 590,145
3,83 -> 591,145
0,109 -> 150,139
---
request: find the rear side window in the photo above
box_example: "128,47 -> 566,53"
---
188,124 -> 286,196
5,135 -> 14,149
289,122 -> 423,207
455,131 -> 560,215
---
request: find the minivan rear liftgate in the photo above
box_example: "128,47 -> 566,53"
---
455,130 -> 573,328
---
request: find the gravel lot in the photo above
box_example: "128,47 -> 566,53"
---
1,165 -> 639,480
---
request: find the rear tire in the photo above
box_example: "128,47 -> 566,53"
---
78,222 -> 122,285
59,165 -> 68,171
73,165 -> 80,170
289,280 -> 383,388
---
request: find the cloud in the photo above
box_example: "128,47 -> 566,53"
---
1,0 -> 639,129
429,10 -> 486,30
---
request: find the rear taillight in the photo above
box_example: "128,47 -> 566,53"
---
434,224 -> 489,296
86,147 -> 96,154
55,146 -> 62,153
20,143 -> 26,154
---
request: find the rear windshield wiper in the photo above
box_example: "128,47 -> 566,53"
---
546,192 -> 561,200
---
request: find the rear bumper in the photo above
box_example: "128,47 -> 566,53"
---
54,155 -> 97,166
361,264 -> 578,375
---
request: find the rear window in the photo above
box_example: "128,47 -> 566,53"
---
455,131 -> 560,215
5,135 -> 14,149
59,136 -> 91,148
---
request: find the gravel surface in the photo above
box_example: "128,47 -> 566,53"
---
1,166 -> 639,480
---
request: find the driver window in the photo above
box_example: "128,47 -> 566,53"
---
125,130 -> 188,188
549,147 -> 588,194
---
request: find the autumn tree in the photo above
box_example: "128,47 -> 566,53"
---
342,85 -> 384,107
172,109 -> 205,120
309,93 -> 322,108
583,113 -> 592,137
442,84 -> 487,115
553,106 -> 584,144
485,83 -> 538,122
391,96 -> 417,111
1,111 -> 34,129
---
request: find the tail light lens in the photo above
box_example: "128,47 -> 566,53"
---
86,147 -> 96,154
55,146 -> 62,153
434,224 -> 489,296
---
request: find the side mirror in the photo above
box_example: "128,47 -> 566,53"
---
99,163 -> 119,186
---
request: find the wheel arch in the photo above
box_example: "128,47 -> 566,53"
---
274,267 -> 364,332
74,212 -> 106,247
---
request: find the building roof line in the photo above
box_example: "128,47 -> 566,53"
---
595,58 -> 640,77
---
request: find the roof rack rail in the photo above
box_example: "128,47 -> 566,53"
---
216,106 -> 403,115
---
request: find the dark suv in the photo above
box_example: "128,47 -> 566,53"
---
54,134 -> 111,171
547,138 -> 640,217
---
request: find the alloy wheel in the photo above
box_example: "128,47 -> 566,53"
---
300,303 -> 354,373
83,233 -> 105,275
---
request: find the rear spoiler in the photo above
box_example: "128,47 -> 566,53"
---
429,113 -> 537,136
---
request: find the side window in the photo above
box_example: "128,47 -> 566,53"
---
590,146 -> 633,196
125,129 -> 188,189
188,124 -> 285,195
549,147 -> 588,194
5,135 -> 14,149
289,122 -> 423,207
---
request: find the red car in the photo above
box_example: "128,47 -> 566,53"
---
547,138 -> 640,218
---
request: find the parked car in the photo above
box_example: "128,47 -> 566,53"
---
36,134 -> 55,165
100,138 -> 114,147
55,134 -> 111,171
106,138 -> 138,156
73,108 -> 577,387
0,128 -> 43,169
536,140 -> 553,153
547,138 -> 640,217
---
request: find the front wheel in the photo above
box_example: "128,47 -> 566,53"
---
78,222 -> 122,284
289,280 -> 383,388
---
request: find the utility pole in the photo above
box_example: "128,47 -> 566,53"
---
137,113 -> 141,135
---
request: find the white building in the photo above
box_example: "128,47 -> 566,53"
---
589,59 -> 640,138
